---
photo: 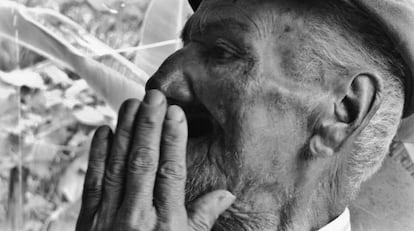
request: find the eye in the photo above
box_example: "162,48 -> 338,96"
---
211,46 -> 237,60
208,40 -> 241,63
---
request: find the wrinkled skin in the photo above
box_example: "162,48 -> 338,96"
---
76,0 -> 391,230
76,92 -> 236,231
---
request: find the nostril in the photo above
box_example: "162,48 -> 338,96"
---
167,97 -> 185,107
145,77 -> 162,91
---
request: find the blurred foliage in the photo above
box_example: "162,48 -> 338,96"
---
0,0 -> 195,229
0,0 -> 193,230
0,0 -> 151,230
0,61 -> 116,230
16,0 -> 148,49
0,1 -> 413,231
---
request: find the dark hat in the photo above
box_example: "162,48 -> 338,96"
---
350,0 -> 414,118
189,0 -> 201,11
188,0 -> 414,118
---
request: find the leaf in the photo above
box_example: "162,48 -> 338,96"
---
25,141 -> 61,178
73,106 -> 106,126
134,0 -> 193,76
41,65 -> 73,87
44,88 -> 66,108
0,78 -> 16,99
95,104 -> 117,120
0,84 -> 19,130
0,1 -> 146,111
65,79 -> 89,99
86,0 -> 129,14
0,70 -> 46,89
57,154 -> 88,202
0,132 -> 18,171
67,131 -> 90,147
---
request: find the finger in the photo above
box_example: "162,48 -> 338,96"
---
154,105 -> 188,218
121,90 -> 167,212
76,126 -> 112,231
188,190 -> 236,231
95,99 -> 140,231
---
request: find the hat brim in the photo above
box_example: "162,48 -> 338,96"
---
351,0 -> 414,118
188,0 -> 201,11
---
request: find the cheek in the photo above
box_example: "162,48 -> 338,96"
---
194,68 -> 254,126
237,101 -> 309,182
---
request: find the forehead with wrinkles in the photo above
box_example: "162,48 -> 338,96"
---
184,0 -> 343,89
182,0 -> 306,40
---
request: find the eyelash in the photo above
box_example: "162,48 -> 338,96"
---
208,42 -> 242,64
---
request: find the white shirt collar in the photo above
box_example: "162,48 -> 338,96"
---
318,208 -> 351,231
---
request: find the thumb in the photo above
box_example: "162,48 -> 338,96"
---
188,190 -> 236,231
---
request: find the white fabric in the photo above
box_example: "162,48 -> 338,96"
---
318,208 -> 351,231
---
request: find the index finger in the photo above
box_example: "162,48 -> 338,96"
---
122,90 -> 167,208
154,105 -> 188,219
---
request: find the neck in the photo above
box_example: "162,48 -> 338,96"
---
213,155 -> 350,231
279,158 -> 349,231
282,185 -> 346,231
213,176 -> 348,231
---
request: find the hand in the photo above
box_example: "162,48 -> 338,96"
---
75,90 -> 235,231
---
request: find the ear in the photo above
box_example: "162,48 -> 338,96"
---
310,72 -> 383,157
188,0 -> 202,11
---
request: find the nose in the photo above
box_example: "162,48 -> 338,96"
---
145,48 -> 194,105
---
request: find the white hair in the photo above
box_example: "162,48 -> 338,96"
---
299,1 -> 406,198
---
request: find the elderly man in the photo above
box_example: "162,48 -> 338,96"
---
75,0 -> 414,230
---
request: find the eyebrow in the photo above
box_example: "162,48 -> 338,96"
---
180,16 -> 251,42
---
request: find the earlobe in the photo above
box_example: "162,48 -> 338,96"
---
310,72 -> 383,158
310,135 -> 334,158
310,123 -> 350,158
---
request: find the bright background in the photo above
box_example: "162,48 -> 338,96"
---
0,0 -> 191,230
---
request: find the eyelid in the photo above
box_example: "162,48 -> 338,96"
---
214,39 -> 244,56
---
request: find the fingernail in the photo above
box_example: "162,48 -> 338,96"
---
144,90 -> 164,105
218,191 -> 236,204
166,105 -> 184,122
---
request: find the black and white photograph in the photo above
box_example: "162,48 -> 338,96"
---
0,0 -> 413,230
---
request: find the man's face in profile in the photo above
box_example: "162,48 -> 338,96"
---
146,0 -> 403,229
146,0 -> 318,226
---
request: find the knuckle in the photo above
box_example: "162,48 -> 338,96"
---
162,122 -> 186,149
84,177 -> 102,196
158,161 -> 186,180
162,130 -> 183,145
83,185 -> 101,198
129,149 -> 158,174
104,160 -> 126,186
104,172 -> 123,188
190,214 -> 211,231
106,157 -> 126,176
156,222 -> 176,231
133,145 -> 158,157
117,206 -> 157,231
117,125 -> 133,140
138,115 -> 159,130
88,153 -> 107,168
87,162 -> 105,173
